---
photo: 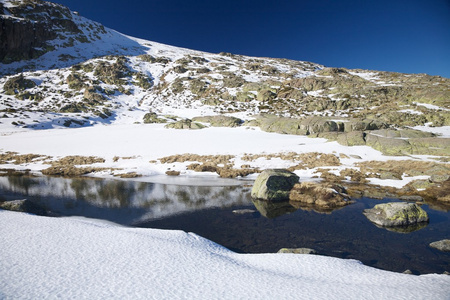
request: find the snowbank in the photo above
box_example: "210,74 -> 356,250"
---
1,210 -> 449,299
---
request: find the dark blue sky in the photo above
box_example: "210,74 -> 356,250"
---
53,0 -> 450,78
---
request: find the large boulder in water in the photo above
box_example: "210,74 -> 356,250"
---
251,169 -> 299,201
363,202 -> 429,227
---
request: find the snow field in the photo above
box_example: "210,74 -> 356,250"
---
1,210 -> 449,299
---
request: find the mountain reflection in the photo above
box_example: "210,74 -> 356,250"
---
0,176 -> 252,225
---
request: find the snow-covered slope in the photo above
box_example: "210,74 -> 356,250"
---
1,1 -> 448,133
1,210 -> 449,299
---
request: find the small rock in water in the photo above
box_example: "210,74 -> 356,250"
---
399,195 -> 424,202
429,239 -> 450,252
277,248 -> 317,255
403,269 -> 413,275
363,202 -> 429,227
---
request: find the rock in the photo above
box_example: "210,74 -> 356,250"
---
430,174 -> 450,183
3,74 -> 36,95
192,115 -> 243,127
399,195 -> 423,202
363,202 -> 429,227
365,134 -> 413,156
379,171 -> 402,180
251,169 -> 299,201
165,119 -> 207,130
165,170 -> 180,176
277,248 -> 317,254
0,199 -> 47,216
143,112 -> 166,124
289,182 -> 353,211
429,239 -> 450,252
336,131 -> 366,146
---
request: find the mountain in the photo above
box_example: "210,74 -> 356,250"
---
0,0 -> 449,158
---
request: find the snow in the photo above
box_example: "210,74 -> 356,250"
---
413,126 -> 450,138
398,109 -> 423,115
367,175 -> 430,188
0,123 -> 419,185
414,102 -> 450,111
1,210 -> 449,299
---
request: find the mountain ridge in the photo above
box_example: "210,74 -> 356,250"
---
0,0 -> 449,158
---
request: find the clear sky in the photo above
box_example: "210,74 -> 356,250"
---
53,0 -> 450,78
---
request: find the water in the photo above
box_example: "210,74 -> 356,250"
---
1,175 -> 449,274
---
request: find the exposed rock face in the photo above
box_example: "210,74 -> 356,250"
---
363,202 -> 429,227
0,0 -> 105,64
251,169 -> 299,201
277,248 -> 317,254
165,119 -> 206,129
429,239 -> 450,252
289,182 -> 353,211
192,115 -> 243,127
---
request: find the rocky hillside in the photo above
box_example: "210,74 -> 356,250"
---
1,0 -> 449,157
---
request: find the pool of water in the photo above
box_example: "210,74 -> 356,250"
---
1,175 -> 449,274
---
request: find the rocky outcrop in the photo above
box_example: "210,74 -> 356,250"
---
192,115 -> 243,127
363,202 -> 429,227
289,182 -> 353,211
429,239 -> 450,252
0,12 -> 57,63
0,0 -> 105,64
143,112 -> 166,124
251,169 -> 299,201
165,119 -> 206,129
3,74 -> 36,95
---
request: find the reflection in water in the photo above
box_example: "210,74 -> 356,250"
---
1,175 -> 450,274
251,199 -> 297,219
0,176 -> 252,225
252,198 -> 350,219
372,222 -> 429,233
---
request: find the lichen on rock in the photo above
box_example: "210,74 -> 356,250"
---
251,169 -> 299,201
363,202 -> 429,227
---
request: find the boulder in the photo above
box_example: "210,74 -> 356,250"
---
251,169 -> 299,201
289,182 -> 353,211
143,112 -> 166,124
363,202 -> 429,227
165,119 -> 206,130
429,239 -> 450,252
336,131 -> 366,146
277,248 -> 317,254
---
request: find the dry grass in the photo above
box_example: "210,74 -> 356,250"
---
357,160 -> 449,177
41,166 -> 107,177
159,153 -> 235,165
115,172 -> 141,178
51,155 -> 105,166
41,155 -> 107,177
0,152 -> 47,164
